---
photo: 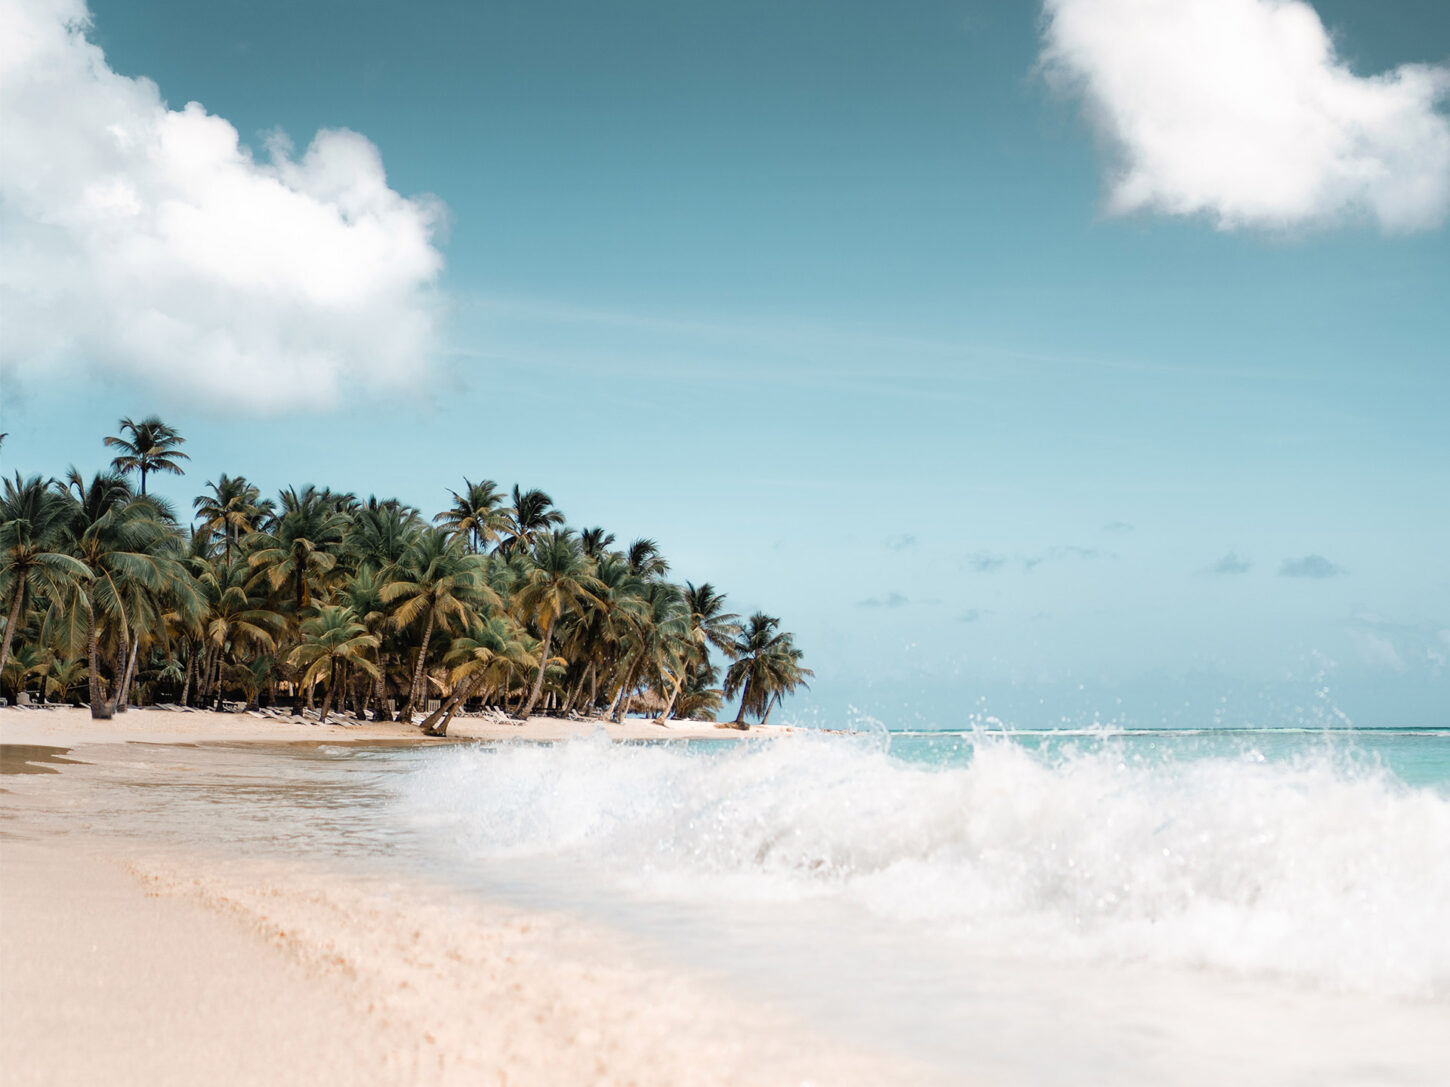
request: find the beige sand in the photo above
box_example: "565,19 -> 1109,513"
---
0,710 -> 919,1087
0,704 -> 796,747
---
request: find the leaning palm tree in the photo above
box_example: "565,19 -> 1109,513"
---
722,612 -> 812,729
381,528 -> 496,720
513,532 -> 604,719
435,478 -> 510,554
1,474 -> 92,679
419,615 -> 534,735
104,416 -> 189,497
612,580 -> 690,722
287,606 -> 380,724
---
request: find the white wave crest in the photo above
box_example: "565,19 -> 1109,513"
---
395,734 -> 1450,996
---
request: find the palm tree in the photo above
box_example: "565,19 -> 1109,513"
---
611,580 -> 689,722
626,538 -> 670,578
435,478 -> 509,554
246,486 -> 346,613
287,606 -> 380,724
667,581 -> 741,718
723,613 -> 812,728
381,528 -> 496,720
499,486 -> 565,556
104,416 -> 189,497
347,500 -> 423,574
1,474 -> 92,680
513,532 -> 604,719
419,615 -> 533,735
195,557 -> 284,708
580,527 -> 616,560
58,471 -> 192,718
193,475 -> 271,562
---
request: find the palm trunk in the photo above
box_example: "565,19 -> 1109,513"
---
731,677 -> 751,728
87,609 -> 112,719
180,648 -> 194,707
611,655 -> 643,723
372,664 -> 388,721
319,661 -> 336,724
116,634 -> 141,712
658,667 -> 686,721
518,617 -> 555,720
401,617 -> 435,720
563,664 -> 589,715
419,675 -> 481,736
762,692 -> 779,725
0,571 -> 26,683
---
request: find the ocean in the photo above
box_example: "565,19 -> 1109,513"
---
65,723 -> 1450,1084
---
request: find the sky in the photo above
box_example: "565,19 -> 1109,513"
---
2,0 -> 1447,727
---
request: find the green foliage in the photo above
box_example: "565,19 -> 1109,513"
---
1,418 -> 806,725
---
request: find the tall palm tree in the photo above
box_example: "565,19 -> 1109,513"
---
287,606 -> 380,724
499,486 -> 565,556
435,478 -> 509,554
381,528 -> 496,720
193,475 -> 271,562
513,532 -> 604,719
1,474 -> 92,679
58,471 -> 191,718
723,613 -> 812,729
104,416 -> 189,497
654,582 -> 739,720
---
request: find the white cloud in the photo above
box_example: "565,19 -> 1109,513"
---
1040,0 -> 1450,232
0,0 -> 444,410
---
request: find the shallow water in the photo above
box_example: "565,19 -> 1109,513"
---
18,725 -> 1450,1084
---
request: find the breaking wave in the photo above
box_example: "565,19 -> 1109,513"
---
394,732 -> 1450,997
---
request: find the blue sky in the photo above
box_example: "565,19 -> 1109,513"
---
2,0 -> 1447,725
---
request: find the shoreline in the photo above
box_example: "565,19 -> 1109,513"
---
0,716 -> 920,1087
0,704 -> 801,749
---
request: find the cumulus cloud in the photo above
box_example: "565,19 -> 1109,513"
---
884,534 -> 917,550
1102,521 -> 1134,533
958,608 -> 984,623
0,0 -> 444,410
1040,0 -> 1450,232
1279,554 -> 1345,578
1201,552 -> 1253,576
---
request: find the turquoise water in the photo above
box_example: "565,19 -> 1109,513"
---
885,726 -> 1450,788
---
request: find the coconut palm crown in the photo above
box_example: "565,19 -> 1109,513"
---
104,416 -> 189,497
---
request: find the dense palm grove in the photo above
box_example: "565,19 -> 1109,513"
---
0,418 -> 810,732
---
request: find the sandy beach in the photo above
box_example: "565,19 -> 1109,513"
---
0,707 -> 909,1087
0,704 -> 800,748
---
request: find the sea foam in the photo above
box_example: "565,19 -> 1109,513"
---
394,732 -> 1450,997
